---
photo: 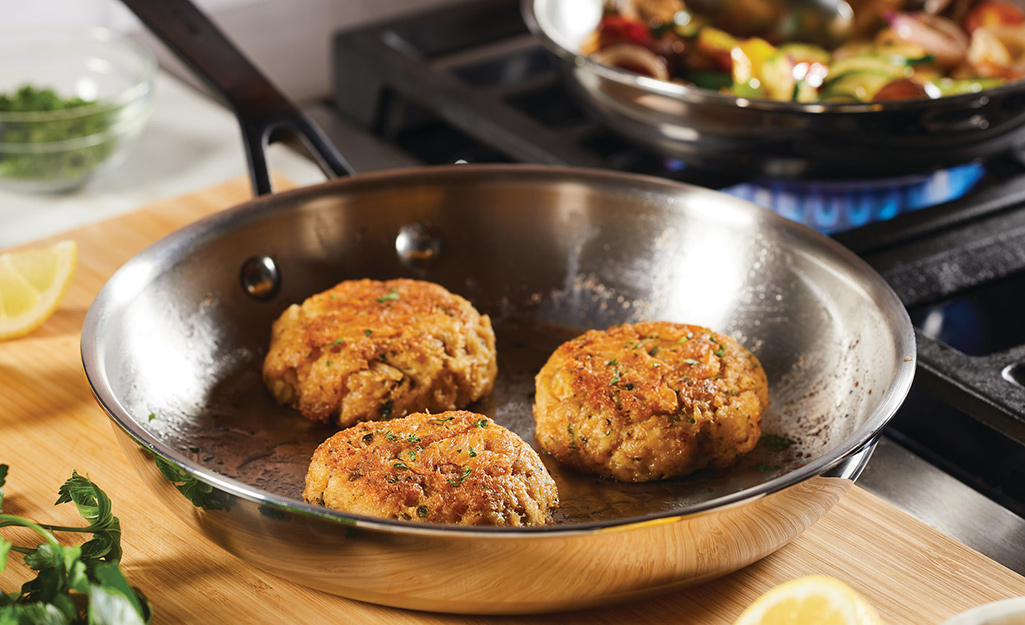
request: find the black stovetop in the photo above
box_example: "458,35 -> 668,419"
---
329,0 -> 1025,516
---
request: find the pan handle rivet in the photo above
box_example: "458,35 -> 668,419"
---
240,255 -> 281,300
1003,363 -> 1025,388
396,222 -> 442,269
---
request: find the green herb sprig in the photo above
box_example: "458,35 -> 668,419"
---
762,435 -> 796,451
446,466 -> 472,487
0,464 -> 152,624
376,289 -> 400,303
0,85 -> 119,183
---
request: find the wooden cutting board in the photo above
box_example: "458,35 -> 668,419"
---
1,175 -> 1024,625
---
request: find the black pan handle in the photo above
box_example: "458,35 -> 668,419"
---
120,0 -> 353,196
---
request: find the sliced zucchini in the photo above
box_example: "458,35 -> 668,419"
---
794,79 -> 820,103
935,77 -> 1006,95
672,13 -> 708,38
875,42 -> 931,64
684,71 -> 734,90
779,43 -> 831,64
819,71 -> 895,102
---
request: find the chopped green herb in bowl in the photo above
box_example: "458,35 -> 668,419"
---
0,29 -> 155,193
0,86 -> 119,184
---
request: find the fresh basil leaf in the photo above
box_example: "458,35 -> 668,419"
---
23,543 -> 61,572
52,472 -> 122,564
60,546 -> 80,575
153,456 -> 227,510
79,528 -> 121,564
0,602 -> 68,625
762,434 -> 796,451
48,594 -> 76,623
20,544 -> 78,622
0,468 -> 151,623
55,472 -> 115,532
20,569 -> 62,608
87,583 -> 145,625
66,557 -> 89,596
0,538 -> 10,575
89,563 -> 143,618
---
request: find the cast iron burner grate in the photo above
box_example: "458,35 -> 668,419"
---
331,0 -> 1025,515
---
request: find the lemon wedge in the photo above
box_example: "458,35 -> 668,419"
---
0,240 -> 77,340
734,575 -> 883,625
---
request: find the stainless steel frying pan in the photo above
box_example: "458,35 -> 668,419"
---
525,0 -> 1025,179
80,0 -> 916,614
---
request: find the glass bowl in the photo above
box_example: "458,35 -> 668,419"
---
0,28 -> 156,193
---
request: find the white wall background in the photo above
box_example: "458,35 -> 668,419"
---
1,0 -> 463,100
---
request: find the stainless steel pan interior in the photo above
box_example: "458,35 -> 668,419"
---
82,165 -> 915,612
81,0 -> 916,613
524,0 -> 1025,179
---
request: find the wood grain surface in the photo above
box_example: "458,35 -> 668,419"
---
1,175 -> 1023,624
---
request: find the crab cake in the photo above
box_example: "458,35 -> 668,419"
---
263,279 -> 497,427
533,321 -> 768,483
303,411 -> 559,526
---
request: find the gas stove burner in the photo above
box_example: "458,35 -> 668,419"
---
719,163 -> 987,234
326,0 -> 1025,556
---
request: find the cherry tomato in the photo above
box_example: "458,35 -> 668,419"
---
597,15 -> 653,48
964,1 -> 1025,34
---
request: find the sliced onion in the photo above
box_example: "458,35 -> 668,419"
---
618,0 -> 687,24
592,44 -> 671,80
989,25 -> 1025,64
923,0 -> 954,15
886,12 -> 969,67
967,25 -> 1025,76
968,26 -> 1013,70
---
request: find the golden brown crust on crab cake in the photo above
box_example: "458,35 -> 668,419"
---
303,411 -> 559,526
533,321 -> 768,483
262,279 -> 497,428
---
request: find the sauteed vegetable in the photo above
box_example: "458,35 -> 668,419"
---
584,0 -> 1025,101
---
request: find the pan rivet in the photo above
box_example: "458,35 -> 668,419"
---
240,255 -> 280,300
1003,363 -> 1025,388
396,222 -> 442,269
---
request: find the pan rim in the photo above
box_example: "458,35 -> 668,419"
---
81,163 -> 916,537
523,0 -> 1021,114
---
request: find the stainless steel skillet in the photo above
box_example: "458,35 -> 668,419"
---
525,0 -> 1025,179
81,0 -> 916,614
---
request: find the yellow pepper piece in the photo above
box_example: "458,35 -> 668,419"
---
732,37 -> 778,87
